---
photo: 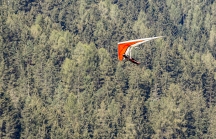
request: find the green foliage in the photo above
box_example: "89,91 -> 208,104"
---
1,0 -> 216,138
148,84 -> 186,138
0,90 -> 20,139
30,24 -> 42,38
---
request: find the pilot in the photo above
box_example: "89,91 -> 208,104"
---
123,54 -> 140,65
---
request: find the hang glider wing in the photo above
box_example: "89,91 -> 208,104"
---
118,36 -> 164,61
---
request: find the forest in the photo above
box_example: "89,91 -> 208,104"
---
0,0 -> 216,138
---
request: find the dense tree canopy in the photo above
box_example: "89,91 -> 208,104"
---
1,0 -> 216,138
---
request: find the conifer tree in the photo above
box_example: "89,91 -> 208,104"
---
0,90 -> 20,138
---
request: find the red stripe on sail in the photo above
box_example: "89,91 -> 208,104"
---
118,40 -> 143,60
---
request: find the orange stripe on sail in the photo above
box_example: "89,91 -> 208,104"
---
118,40 -> 143,61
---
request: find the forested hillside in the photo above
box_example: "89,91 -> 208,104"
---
1,0 -> 216,138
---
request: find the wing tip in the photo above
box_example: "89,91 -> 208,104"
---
118,36 -> 165,44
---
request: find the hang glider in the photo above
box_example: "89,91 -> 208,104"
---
118,36 -> 164,65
